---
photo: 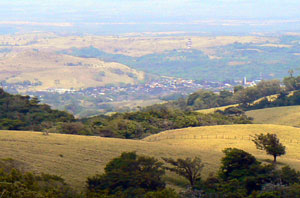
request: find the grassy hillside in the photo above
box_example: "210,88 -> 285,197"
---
26,34 -> 274,57
196,104 -> 238,114
0,50 -> 144,92
246,105 -> 300,127
2,124 -> 300,189
144,124 -> 300,172
0,130 -> 203,189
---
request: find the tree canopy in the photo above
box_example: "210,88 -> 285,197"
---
0,88 -> 74,131
252,133 -> 286,162
86,152 -> 166,197
162,157 -> 204,188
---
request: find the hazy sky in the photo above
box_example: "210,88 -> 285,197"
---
0,0 -> 299,23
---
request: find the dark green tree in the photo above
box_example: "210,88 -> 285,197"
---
235,87 -> 260,106
222,106 -> 245,116
233,85 -> 244,94
87,152 -> 165,197
218,148 -> 274,195
252,133 -> 286,162
256,80 -> 282,97
277,166 -> 300,185
162,157 -> 204,188
144,188 -> 179,198
0,158 -> 78,198
219,148 -> 260,181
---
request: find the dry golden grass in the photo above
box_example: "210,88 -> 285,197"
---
34,35 -> 275,57
0,130 -> 201,189
251,94 -> 279,105
195,104 -> 238,114
0,50 -> 144,91
144,124 -> 300,172
246,106 -> 300,127
1,124 -> 300,189
0,33 -> 276,57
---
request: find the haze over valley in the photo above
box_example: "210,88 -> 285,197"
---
2,1 -> 300,197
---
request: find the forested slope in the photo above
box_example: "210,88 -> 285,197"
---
0,88 -> 74,131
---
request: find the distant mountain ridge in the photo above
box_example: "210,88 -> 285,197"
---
64,37 -> 300,81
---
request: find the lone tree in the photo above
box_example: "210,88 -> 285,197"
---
252,133 -> 286,163
162,157 -> 204,188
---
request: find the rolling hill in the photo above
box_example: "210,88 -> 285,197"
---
1,124 -> 300,190
246,105 -> 300,127
0,33 -> 285,85
0,50 -> 144,92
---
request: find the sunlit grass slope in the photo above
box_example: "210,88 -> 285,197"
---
144,124 -> 300,173
0,130 -> 208,189
246,106 -> 300,127
196,104 -> 238,114
196,93 -> 284,114
1,124 -> 300,189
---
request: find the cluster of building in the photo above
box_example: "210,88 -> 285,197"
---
242,77 -> 261,87
81,78 -> 205,100
2,76 -> 261,104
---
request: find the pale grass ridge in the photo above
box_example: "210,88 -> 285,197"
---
196,104 -> 238,114
1,124 -> 300,189
246,105 -> 300,127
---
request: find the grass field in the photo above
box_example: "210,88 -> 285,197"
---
0,51 -> 144,92
246,105 -> 300,127
195,104 -> 238,114
1,124 -> 300,190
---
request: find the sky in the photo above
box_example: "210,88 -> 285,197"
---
0,0 -> 299,23
0,0 -> 299,34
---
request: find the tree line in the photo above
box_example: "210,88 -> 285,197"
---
165,79 -> 283,111
79,105 -> 251,138
0,88 -> 74,131
162,73 -> 300,115
0,88 -> 251,138
2,73 -> 300,139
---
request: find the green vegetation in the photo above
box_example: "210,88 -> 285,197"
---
2,73 -> 300,140
252,133 -> 286,162
86,152 -> 166,198
83,105 -> 251,138
217,148 -> 273,196
63,39 -> 300,81
247,90 -> 300,110
2,126 -> 300,197
0,158 -> 79,198
241,71 -> 300,111
162,157 -> 203,188
167,75 -> 300,115
0,88 -> 74,131
0,87 -> 252,139
85,148 -> 300,198
162,79 -> 281,112
4,72 -> 300,140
